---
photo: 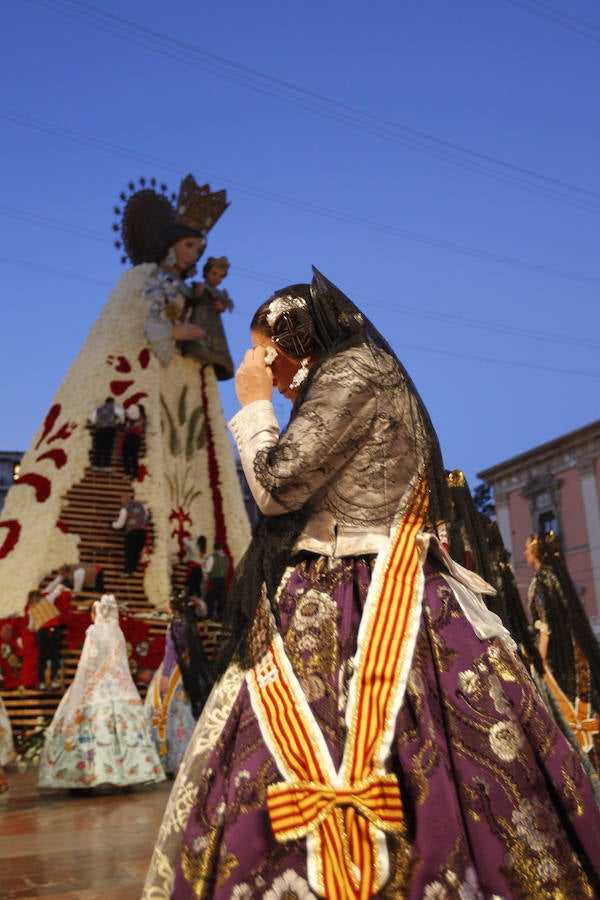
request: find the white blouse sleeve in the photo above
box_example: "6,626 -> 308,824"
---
229,401 -> 288,515
229,358 -> 376,515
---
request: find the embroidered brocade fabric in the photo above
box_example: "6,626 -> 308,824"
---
142,315 -> 600,898
143,560 -> 600,898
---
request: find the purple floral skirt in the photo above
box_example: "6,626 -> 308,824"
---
146,556 -> 600,898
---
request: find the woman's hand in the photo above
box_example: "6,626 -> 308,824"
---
235,347 -> 273,406
172,323 -> 205,341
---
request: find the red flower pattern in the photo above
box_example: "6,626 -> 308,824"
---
109,379 -> 134,396
47,422 -> 77,445
13,473 -> 51,503
107,355 -> 132,373
3,404 -> 77,558
36,448 -> 68,468
169,507 -> 193,561
200,367 -> 231,579
35,404 -> 61,451
106,353 -> 149,410
0,520 -> 21,559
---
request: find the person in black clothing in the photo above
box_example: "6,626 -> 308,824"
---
91,396 -> 124,470
205,540 -> 230,620
111,492 -> 149,574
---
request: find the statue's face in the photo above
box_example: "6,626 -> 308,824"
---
206,266 -> 226,287
172,236 -> 205,273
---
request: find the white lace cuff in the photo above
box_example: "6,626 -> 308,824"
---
229,402 -> 288,515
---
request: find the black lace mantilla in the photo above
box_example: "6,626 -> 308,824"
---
217,269 -> 450,672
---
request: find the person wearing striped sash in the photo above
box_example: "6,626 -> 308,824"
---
144,269 -> 600,900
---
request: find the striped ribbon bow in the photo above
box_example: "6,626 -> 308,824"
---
248,477 -> 428,899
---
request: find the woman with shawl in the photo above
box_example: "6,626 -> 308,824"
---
144,269 -> 600,899
38,594 -> 164,789
145,592 -> 213,776
525,531 -> 600,773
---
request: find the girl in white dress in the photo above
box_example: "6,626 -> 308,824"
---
38,595 -> 164,789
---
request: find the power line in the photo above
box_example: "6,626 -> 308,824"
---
233,264 -> 600,349
2,108 -> 600,287
396,339 -> 600,380
502,0 -> 600,43
0,206 -> 107,242
26,0 -> 600,214
0,255 -> 112,288
0,251 -> 598,380
3,206 -> 600,350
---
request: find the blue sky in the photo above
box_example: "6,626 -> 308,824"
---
2,0 -> 599,492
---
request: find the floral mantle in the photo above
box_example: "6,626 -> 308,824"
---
0,264 -> 251,618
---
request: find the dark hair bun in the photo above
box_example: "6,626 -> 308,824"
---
271,305 -> 316,358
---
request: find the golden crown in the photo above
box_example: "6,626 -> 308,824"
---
176,174 -> 230,235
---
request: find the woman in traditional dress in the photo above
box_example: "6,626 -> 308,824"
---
144,269 -> 600,899
525,532 -> 600,773
38,594 -> 164,789
450,487 -> 600,799
145,592 -> 213,776
0,175 -> 250,617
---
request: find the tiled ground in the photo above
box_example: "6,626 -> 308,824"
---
0,767 -> 172,899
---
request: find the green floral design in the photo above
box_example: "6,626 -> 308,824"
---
161,387 -> 206,508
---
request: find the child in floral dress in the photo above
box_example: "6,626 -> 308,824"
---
38,595 -> 164,789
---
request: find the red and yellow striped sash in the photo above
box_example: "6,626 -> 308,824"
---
247,478 -> 428,899
543,665 -> 600,753
151,665 -> 182,754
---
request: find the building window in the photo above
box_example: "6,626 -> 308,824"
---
521,472 -> 563,541
538,509 -> 558,536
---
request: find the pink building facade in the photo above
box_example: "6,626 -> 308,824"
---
478,419 -> 600,630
